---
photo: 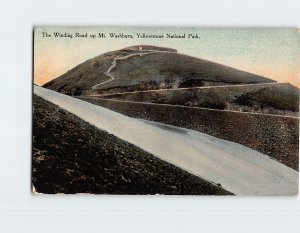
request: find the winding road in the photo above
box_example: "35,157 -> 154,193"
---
34,85 -> 299,195
81,96 -> 300,119
91,50 -> 176,90
90,82 -> 279,97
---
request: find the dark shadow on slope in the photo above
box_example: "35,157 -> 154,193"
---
32,95 -> 232,195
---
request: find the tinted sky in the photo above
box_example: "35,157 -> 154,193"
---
34,27 -> 300,87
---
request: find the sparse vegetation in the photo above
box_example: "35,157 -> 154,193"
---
81,97 -> 299,171
102,83 -> 299,116
32,95 -> 232,195
234,87 -> 299,112
43,48 -> 274,95
37,45 -> 299,194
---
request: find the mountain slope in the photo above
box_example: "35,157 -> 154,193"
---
33,94 -> 231,195
101,83 -> 299,116
43,46 -> 275,95
82,96 -> 299,170
34,86 -> 298,195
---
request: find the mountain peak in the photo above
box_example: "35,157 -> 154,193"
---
122,45 -> 177,53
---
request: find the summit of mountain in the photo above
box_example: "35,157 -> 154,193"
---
43,45 -> 276,95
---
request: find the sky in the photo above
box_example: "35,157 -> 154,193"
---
34,27 -> 300,87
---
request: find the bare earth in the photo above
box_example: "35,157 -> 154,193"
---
32,94 -> 232,195
34,86 -> 299,195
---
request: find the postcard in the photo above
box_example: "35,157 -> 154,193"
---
33,26 -> 299,195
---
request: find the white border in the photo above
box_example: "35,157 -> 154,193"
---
0,0 -> 299,232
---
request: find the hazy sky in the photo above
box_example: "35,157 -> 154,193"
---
34,27 -> 300,87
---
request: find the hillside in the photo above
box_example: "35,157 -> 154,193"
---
43,45 -> 275,95
33,94 -> 232,195
81,97 -> 299,170
101,83 -> 299,116
33,86 -> 298,195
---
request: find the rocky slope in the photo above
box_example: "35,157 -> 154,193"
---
33,86 -> 298,195
32,94 -> 232,195
101,83 -> 299,116
81,97 -> 299,171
